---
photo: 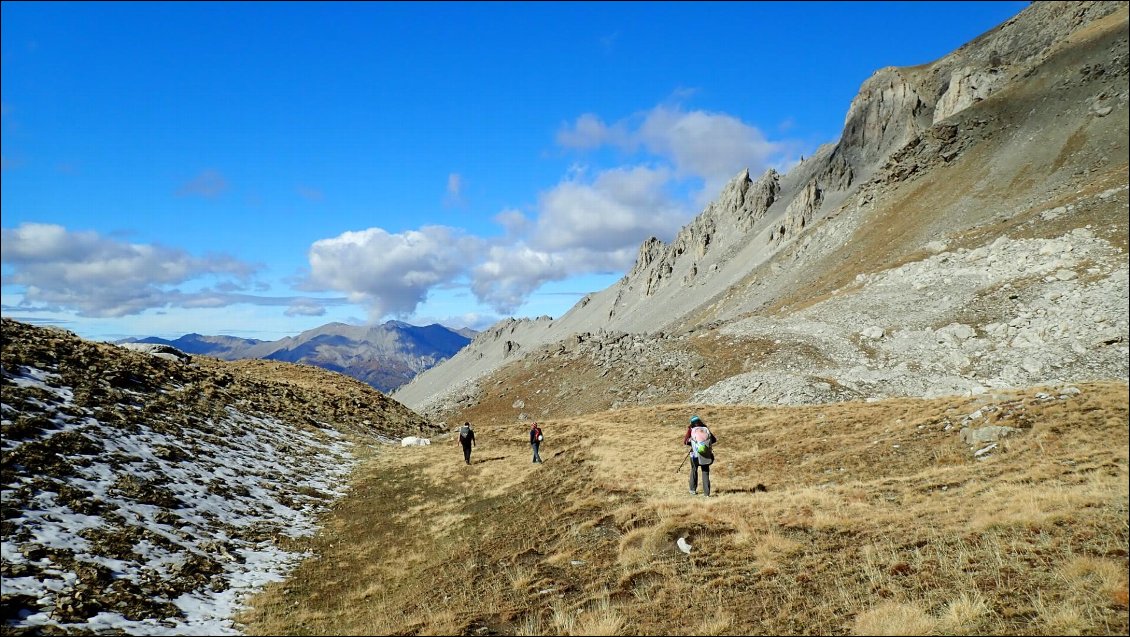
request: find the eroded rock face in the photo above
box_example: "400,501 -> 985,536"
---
781,180 -> 824,240
608,4 -> 1130,316
627,168 -> 782,298
934,66 -> 1005,123
840,66 -> 934,169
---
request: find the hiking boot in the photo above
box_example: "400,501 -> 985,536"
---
689,490 -> 697,495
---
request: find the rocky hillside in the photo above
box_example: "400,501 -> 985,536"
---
125,320 -> 472,393
0,317 -> 437,635
394,1 -> 1129,426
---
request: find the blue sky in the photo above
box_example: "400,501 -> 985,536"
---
2,1 -> 1030,341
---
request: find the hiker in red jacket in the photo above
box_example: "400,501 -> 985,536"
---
530,422 -> 544,464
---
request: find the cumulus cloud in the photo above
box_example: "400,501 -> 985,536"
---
0,223 -> 264,317
557,103 -> 792,203
303,225 -> 484,320
640,105 -> 789,201
470,245 -> 563,315
532,165 -> 686,253
555,113 -> 631,150
470,243 -> 636,315
494,208 -> 530,239
177,169 -> 229,198
412,311 -> 499,333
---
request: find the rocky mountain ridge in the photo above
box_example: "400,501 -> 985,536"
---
393,1 -> 1129,425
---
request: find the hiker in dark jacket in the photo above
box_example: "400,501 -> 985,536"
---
530,422 -> 543,463
457,422 -> 476,464
684,415 -> 717,496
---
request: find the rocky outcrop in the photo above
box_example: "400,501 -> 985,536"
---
625,168 -> 782,298
934,66 -> 1005,123
780,180 -> 824,240
839,66 -> 934,171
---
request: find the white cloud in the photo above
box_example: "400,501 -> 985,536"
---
1,223 -> 259,317
469,243 -> 640,315
533,165 -> 686,253
303,226 -> 484,320
411,311 -> 500,333
556,113 -> 630,150
494,208 -> 530,239
637,105 -> 786,198
556,103 -> 794,205
470,245 -> 562,315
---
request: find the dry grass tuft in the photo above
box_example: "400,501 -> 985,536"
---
936,591 -> 990,634
1032,591 -> 1086,636
852,601 -> 936,636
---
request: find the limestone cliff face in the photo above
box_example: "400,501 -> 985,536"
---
934,66 -> 1006,124
839,67 -> 934,171
626,168 -> 781,298
781,180 -> 824,239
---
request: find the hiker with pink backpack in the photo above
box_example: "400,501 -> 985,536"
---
683,415 -> 717,496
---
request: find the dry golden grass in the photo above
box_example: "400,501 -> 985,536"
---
237,382 -> 1129,635
853,600 -> 935,635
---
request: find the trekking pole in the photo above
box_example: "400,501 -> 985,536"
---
676,449 -> 690,473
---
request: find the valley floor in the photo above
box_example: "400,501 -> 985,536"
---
238,382 -> 1129,636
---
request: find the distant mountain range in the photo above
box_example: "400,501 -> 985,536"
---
119,321 -> 475,393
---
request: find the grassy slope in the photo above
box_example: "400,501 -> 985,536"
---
238,381 -> 1128,636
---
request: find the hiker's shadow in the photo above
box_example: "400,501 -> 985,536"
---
472,456 -> 507,464
719,484 -> 769,494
